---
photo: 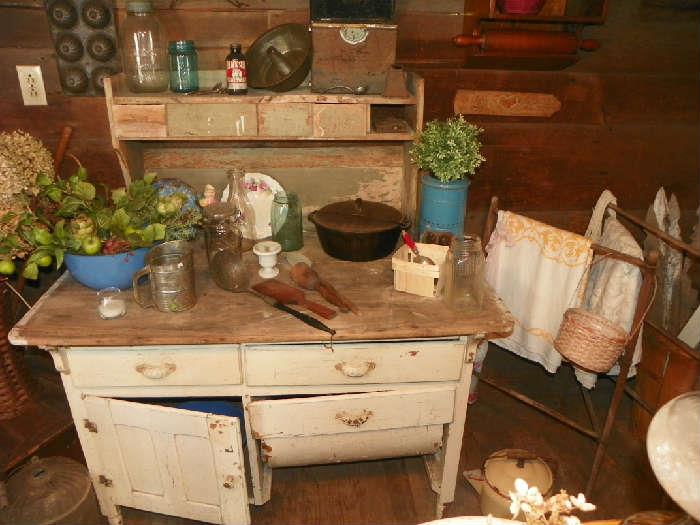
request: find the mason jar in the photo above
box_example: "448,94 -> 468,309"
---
444,235 -> 486,310
168,40 -> 198,93
271,192 -> 303,252
121,0 -> 169,92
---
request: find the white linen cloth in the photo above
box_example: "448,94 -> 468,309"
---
577,191 -> 643,388
485,211 -> 593,373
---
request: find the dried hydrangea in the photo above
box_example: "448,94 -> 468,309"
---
0,130 -> 55,218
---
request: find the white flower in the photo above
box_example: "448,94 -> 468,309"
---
570,493 -> 596,512
527,485 -> 543,501
514,478 -> 529,496
509,493 -> 521,517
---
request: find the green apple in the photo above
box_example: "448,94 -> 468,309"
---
36,254 -> 52,267
0,259 -> 16,275
82,236 -> 102,255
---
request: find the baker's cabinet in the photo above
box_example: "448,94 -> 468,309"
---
48,336 -> 477,525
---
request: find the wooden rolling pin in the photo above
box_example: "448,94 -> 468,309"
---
453,29 -> 600,55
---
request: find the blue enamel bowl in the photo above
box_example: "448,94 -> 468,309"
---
64,247 -> 150,290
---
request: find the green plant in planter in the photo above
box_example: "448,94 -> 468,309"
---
410,115 -> 486,182
0,168 -> 202,280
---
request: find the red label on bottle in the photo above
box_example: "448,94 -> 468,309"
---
226,59 -> 247,91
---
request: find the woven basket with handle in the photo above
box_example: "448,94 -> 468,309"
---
554,308 -> 628,373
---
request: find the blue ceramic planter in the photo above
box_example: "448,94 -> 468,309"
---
64,247 -> 150,290
418,174 -> 469,236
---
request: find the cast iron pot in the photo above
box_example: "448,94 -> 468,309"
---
309,198 -> 409,262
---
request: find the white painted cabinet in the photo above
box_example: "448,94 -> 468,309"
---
81,397 -> 249,525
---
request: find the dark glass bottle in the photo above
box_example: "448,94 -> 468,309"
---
225,43 -> 247,95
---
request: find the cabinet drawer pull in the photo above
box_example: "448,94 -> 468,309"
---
335,360 -> 376,378
135,362 -> 176,379
335,409 -> 373,427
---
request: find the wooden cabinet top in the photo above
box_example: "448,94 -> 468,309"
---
9,237 -> 513,348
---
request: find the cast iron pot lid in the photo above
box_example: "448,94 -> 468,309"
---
311,198 -> 404,234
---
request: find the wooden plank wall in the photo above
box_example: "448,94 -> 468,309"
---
0,0 -> 697,235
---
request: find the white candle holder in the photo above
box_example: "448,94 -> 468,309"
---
253,241 -> 282,279
97,287 -> 127,320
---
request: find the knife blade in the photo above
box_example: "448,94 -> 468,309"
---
248,290 -> 336,336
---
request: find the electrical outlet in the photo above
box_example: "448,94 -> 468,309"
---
16,65 -> 48,106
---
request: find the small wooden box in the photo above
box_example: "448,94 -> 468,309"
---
392,243 -> 449,298
311,22 -> 398,95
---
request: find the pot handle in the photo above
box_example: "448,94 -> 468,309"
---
132,265 -> 154,308
353,198 -> 364,213
308,210 -> 318,225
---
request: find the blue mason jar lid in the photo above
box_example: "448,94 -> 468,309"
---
168,40 -> 196,53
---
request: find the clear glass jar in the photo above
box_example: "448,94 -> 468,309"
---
168,40 -> 198,93
271,192 -> 303,252
203,209 -> 249,292
443,235 -> 486,310
121,1 -> 168,92
226,168 -> 256,246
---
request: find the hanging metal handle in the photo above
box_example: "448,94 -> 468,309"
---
335,409 -> 373,427
335,360 -> 376,378
135,362 -> 176,380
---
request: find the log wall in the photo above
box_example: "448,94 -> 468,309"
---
0,0 -> 697,235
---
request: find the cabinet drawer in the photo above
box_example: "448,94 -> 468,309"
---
248,387 -> 454,439
112,104 -> 166,138
313,103 -> 367,137
244,340 -> 465,386
65,345 -> 242,388
261,425 -> 443,467
166,103 -> 257,137
258,103 -> 312,137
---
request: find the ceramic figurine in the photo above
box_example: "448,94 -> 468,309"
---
199,184 -> 218,207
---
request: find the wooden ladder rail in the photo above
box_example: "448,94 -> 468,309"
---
480,196 -> 659,496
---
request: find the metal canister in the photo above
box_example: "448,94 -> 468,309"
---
132,240 -> 196,312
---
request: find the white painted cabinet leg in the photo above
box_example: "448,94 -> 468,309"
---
49,350 -> 124,525
424,336 -> 480,518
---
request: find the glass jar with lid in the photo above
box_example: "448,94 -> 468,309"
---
121,0 -> 169,92
168,40 -> 199,93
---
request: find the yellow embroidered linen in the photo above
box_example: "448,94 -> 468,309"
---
485,211 -> 593,373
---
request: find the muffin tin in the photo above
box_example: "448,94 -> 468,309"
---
45,0 -> 121,95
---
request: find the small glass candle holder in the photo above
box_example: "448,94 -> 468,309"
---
97,287 -> 127,320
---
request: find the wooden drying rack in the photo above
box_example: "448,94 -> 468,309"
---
479,196 -> 669,496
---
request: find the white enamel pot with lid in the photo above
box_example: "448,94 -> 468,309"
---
466,449 -> 554,519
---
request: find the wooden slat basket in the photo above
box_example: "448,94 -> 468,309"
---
392,243 -> 449,298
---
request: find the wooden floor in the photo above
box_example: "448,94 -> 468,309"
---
3,344 -> 669,525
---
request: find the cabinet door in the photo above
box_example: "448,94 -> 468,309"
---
84,397 -> 250,525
